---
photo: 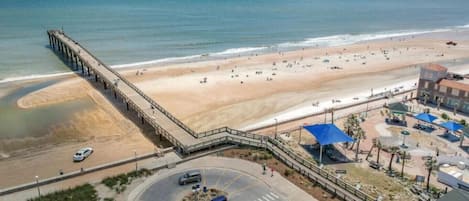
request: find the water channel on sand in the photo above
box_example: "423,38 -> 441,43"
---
0,78 -> 95,153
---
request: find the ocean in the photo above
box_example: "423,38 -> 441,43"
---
1,0 -> 469,82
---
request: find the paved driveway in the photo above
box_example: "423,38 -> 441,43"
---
138,168 -> 284,201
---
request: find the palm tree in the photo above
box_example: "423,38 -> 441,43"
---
453,102 -> 459,116
437,98 -> 442,111
376,140 -> 383,164
460,131 -> 465,147
343,115 -> 355,149
355,129 -> 365,161
400,150 -> 408,178
388,146 -> 400,172
425,157 -> 438,192
365,138 -> 377,161
423,93 -> 429,105
343,114 -> 366,160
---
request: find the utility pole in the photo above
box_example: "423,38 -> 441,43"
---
401,151 -> 406,179
274,118 -> 278,139
35,176 -> 41,197
298,126 -> 302,144
365,99 -> 370,118
134,150 -> 138,172
324,108 -> 328,123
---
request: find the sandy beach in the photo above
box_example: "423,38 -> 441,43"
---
124,34 -> 469,131
1,30 -> 469,189
17,33 -> 469,130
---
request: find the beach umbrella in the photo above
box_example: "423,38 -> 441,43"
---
401,130 -> 410,148
415,113 -> 437,123
440,121 -> 463,132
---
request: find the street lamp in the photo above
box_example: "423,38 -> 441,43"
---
134,150 -> 138,172
365,98 -> 370,118
324,108 -> 328,123
35,175 -> 41,197
274,118 -> 278,139
298,125 -> 303,145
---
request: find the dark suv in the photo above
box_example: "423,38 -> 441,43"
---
178,170 -> 202,185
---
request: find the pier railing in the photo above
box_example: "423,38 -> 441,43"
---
51,30 -> 197,138
49,30 -> 376,201
187,129 -> 376,201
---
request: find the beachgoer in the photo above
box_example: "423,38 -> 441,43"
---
262,163 -> 266,175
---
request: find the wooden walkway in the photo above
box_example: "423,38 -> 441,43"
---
47,30 -> 230,149
46,30 -> 374,201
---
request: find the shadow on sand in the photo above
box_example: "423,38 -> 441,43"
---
300,144 -> 353,165
46,44 -> 173,149
437,133 -> 461,143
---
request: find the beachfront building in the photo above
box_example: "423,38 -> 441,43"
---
417,64 -> 469,114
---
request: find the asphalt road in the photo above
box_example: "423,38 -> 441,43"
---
138,168 -> 285,201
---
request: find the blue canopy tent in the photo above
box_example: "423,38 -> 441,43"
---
303,124 -> 354,164
441,121 -> 463,132
415,113 -> 437,123
441,121 -> 464,141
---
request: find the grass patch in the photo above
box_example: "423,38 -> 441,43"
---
340,164 -> 413,200
101,168 -> 152,193
27,183 -> 97,201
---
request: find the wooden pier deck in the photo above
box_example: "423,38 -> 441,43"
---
46,30 -> 374,201
48,30 -> 215,148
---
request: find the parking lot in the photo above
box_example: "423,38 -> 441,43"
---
138,168 -> 284,201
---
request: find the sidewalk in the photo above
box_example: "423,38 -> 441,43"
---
0,152 -> 182,201
128,156 -> 318,201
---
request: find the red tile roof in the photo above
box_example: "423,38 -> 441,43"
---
424,64 -> 448,72
439,79 -> 469,92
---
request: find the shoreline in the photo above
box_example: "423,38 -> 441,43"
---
2,28 -> 469,86
8,34 -> 469,131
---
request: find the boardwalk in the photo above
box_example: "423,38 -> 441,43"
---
46,30 -> 374,201
47,29 -> 231,150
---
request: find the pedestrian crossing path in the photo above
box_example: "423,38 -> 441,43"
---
255,192 -> 281,201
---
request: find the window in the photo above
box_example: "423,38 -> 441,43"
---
424,81 -> 429,89
446,98 -> 460,107
424,72 -> 433,79
434,84 -> 438,90
463,102 -> 469,113
439,86 -> 447,93
451,89 -> 459,96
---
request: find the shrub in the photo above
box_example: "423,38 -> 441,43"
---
284,169 -> 294,177
102,169 -> 152,189
460,119 -> 467,126
253,155 -> 258,161
441,113 -> 449,120
27,183 -> 98,201
102,177 -> 118,189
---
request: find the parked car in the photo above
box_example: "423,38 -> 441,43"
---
211,195 -> 227,201
178,170 -> 202,185
73,147 -> 93,162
